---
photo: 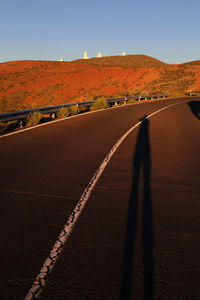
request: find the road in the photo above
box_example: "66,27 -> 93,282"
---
0,97 -> 199,299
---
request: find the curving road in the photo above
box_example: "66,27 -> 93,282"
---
0,97 -> 200,299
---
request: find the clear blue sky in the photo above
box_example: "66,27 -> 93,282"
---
1,0 -> 200,64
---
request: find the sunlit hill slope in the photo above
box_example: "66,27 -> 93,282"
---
0,54 -> 200,113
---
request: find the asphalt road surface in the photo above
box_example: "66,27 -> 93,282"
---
0,97 -> 199,300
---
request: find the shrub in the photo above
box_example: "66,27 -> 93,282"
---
172,92 -> 182,97
128,99 -> 138,104
26,111 -> 43,127
79,106 -> 88,113
69,105 -> 80,116
0,122 -> 7,134
57,107 -> 69,118
90,97 -> 109,111
0,120 -> 18,134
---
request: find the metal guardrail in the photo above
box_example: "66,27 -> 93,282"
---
0,94 -> 169,123
187,92 -> 200,97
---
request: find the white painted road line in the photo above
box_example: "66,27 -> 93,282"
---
24,101 -> 186,299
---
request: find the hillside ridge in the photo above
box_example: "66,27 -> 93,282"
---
73,54 -> 167,68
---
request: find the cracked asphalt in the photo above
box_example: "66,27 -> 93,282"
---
0,97 -> 199,299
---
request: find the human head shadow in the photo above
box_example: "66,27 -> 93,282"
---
187,101 -> 200,119
119,116 -> 154,300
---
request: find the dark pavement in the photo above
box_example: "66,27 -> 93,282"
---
0,97 -> 199,299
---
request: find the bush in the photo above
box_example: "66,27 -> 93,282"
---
57,107 -> 69,118
79,106 -> 88,113
127,99 -> 138,104
0,120 -> 18,134
69,105 -> 80,116
172,93 -> 182,97
90,97 -> 109,111
26,111 -> 43,127
0,122 -> 7,134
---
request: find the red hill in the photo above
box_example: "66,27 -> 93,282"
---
0,55 -> 200,113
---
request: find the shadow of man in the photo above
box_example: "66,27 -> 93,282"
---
119,116 -> 154,300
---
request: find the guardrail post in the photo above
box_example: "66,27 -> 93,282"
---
19,120 -> 23,128
115,101 -> 118,106
18,118 -> 26,128
124,97 -> 127,104
51,113 -> 56,120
